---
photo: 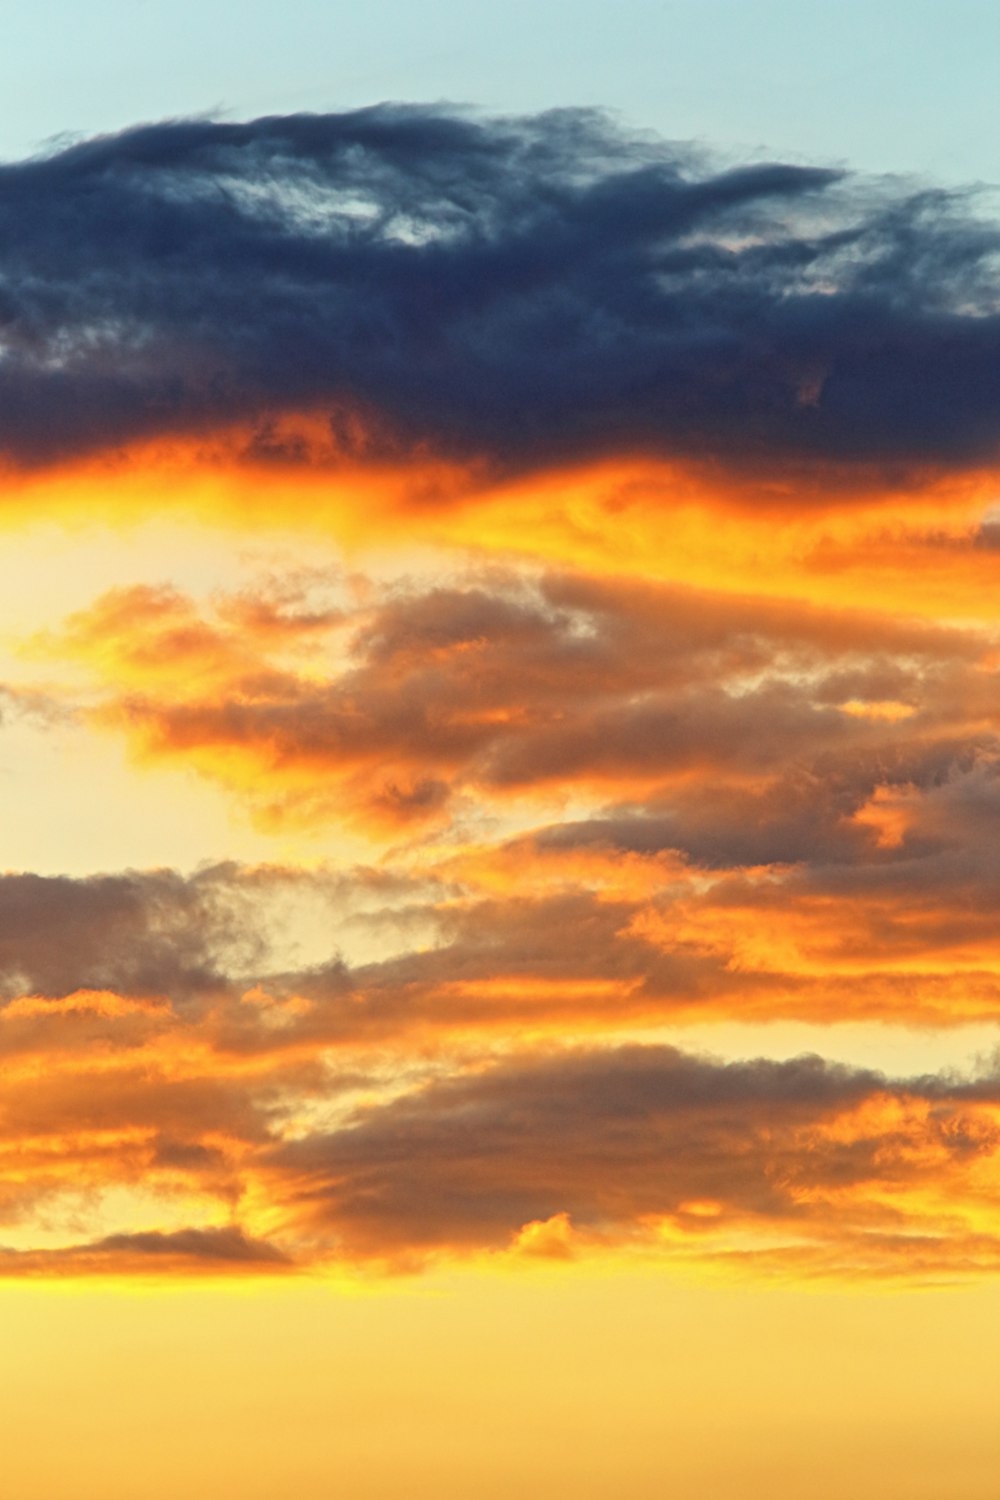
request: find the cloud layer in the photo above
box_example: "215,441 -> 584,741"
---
4,108 -> 1000,1282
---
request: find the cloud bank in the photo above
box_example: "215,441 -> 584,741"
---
0,105 -> 999,482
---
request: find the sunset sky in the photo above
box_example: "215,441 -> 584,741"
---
4,7 -> 1000,1498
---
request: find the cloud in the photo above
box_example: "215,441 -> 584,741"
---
5,108 -> 1000,1286
265,1043 -> 1000,1277
14,1012 -> 992,1285
0,107 -> 998,483
90,1225 -> 290,1263
0,864 -> 270,1002
0,1226 -> 291,1278
0,853 -> 998,1279
19,562 -> 1000,1033
39,565 -> 989,835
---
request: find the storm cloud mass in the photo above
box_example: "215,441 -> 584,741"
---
1,104 -> 999,475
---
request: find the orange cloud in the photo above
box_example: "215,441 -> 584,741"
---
31,558 -> 994,841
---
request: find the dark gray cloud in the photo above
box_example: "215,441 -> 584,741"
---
538,733 -> 998,870
0,865 -> 264,1001
0,1226 -> 291,1276
268,1043 -> 1000,1265
91,1225 -> 290,1263
5,1036 -> 999,1279
1,107 -> 999,477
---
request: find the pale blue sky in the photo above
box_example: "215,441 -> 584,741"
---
3,0 -> 998,186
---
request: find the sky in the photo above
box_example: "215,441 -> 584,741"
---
5,0 -> 1000,184
4,6 -> 1000,1498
